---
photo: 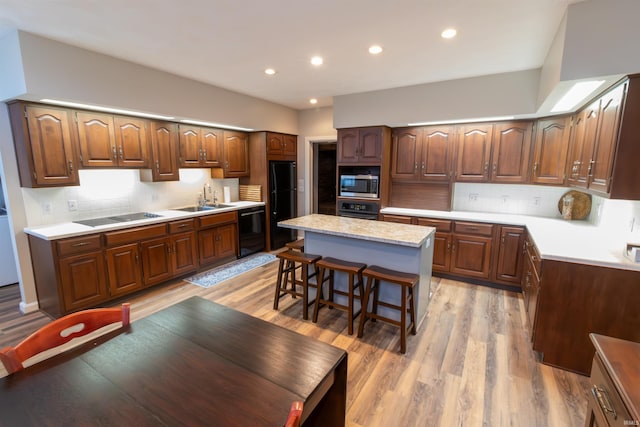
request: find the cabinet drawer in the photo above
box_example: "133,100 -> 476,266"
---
169,219 -> 195,234
57,235 -> 102,257
381,214 -> 414,224
526,238 -> 542,274
416,217 -> 452,232
454,221 -> 494,236
105,224 -> 167,246
589,354 -> 632,426
198,211 -> 237,228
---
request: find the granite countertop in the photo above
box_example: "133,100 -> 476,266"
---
279,214 -> 435,248
381,207 -> 640,272
24,201 -> 264,240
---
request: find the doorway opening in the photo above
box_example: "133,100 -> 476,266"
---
312,142 -> 337,215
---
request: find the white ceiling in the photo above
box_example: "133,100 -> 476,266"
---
0,0 -> 584,111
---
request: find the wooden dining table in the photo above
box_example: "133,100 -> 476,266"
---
0,296 -> 347,426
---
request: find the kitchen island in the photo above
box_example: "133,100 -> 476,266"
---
278,214 -> 435,329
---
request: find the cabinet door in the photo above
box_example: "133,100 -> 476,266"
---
531,117 -> 570,185
215,224 -> 237,259
391,127 -> 421,180
282,134 -> 297,157
266,132 -> 284,155
24,106 -> 79,186
455,124 -> 493,182
59,251 -> 108,311
179,125 -> 203,167
568,104 -> 599,188
337,129 -> 359,163
525,253 -> 540,334
223,131 -> 250,177
422,126 -> 454,182
149,121 -> 179,181
202,128 -> 223,167
198,228 -> 218,266
76,111 -> 117,167
450,234 -> 492,278
172,231 -> 197,276
105,243 -> 143,297
140,237 -> 172,286
494,226 -> 525,285
590,83 -> 625,193
114,116 -> 149,168
431,232 -> 451,273
491,122 -> 532,183
358,127 -> 383,163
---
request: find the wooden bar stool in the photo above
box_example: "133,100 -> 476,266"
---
312,257 -> 366,335
357,265 -> 419,354
285,239 -> 304,251
274,249 -> 321,320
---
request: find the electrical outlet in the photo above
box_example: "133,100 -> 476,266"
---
151,193 -> 159,202
67,200 -> 78,211
468,193 -> 478,202
533,197 -> 541,206
501,195 -> 509,203
42,202 -> 52,215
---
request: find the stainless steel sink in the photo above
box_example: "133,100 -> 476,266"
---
174,204 -> 233,212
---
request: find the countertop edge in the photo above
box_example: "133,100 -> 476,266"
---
24,201 -> 265,241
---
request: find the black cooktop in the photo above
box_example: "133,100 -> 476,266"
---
74,212 -> 162,228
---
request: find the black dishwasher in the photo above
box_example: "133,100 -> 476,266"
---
237,206 -> 266,258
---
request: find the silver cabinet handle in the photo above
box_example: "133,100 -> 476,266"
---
592,385 -> 616,419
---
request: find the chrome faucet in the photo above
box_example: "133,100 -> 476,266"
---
203,182 -> 212,204
213,190 -> 219,206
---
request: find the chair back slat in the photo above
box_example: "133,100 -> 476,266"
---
0,303 -> 130,375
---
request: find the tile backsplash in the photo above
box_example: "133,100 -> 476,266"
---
453,183 -> 569,218
22,169 -> 240,227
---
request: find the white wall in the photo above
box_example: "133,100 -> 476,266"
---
0,31 -> 26,101
297,107 -> 337,216
333,69 -> 540,128
15,31 -> 298,134
561,0 -> 640,82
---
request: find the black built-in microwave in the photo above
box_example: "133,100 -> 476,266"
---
339,174 -> 379,198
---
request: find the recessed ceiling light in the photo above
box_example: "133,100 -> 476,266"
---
441,28 -> 457,39
310,56 -> 323,66
309,98 -> 318,105
369,45 -> 383,55
264,68 -> 276,75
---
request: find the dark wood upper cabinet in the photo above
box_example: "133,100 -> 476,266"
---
337,127 -> 384,164
76,112 -> 149,168
76,111 -> 117,167
221,131 -> 250,177
113,116 -> 149,168
531,117 -> 570,185
455,124 -> 493,182
147,121 -> 179,182
266,132 -> 297,158
391,126 -> 454,182
391,127 -> 421,180
422,126 -> 455,182
566,102 -> 599,188
491,122 -> 532,183
179,125 -> 222,168
8,102 -> 80,187
587,82 -> 625,194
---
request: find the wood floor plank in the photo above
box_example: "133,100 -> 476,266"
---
0,260 -> 591,426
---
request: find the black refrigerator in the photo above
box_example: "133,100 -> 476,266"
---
269,160 -> 297,249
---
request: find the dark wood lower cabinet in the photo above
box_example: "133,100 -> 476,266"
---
28,214 -> 237,318
59,250 -> 109,312
450,233 -> 492,279
493,226 -> 526,286
105,243 -> 143,297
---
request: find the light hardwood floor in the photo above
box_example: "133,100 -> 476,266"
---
0,260 -> 590,426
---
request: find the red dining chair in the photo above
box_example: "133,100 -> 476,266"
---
284,401 -> 303,427
0,303 -> 130,375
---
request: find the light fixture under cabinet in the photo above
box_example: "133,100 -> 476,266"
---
40,99 -> 175,120
550,80 -> 605,113
180,119 -> 254,132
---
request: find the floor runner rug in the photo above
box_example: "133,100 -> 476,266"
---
185,253 -> 276,288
